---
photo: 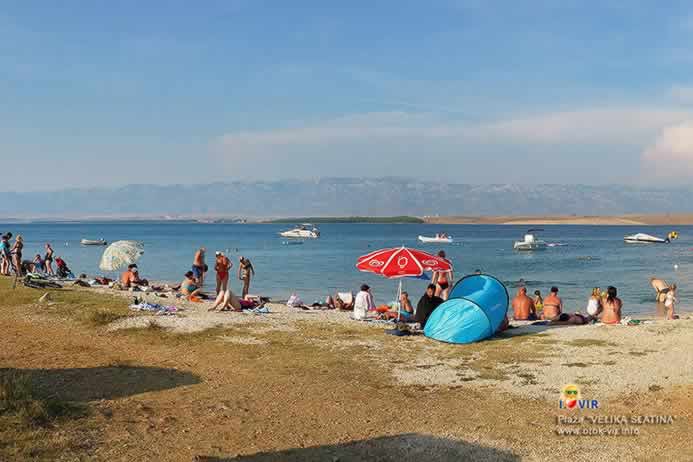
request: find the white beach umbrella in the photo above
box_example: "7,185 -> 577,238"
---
99,240 -> 144,272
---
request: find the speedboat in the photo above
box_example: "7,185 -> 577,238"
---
279,224 -> 320,239
513,229 -> 547,251
624,233 -> 674,244
80,238 -> 107,246
418,235 -> 454,244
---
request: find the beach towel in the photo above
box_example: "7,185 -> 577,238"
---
337,292 -> 353,304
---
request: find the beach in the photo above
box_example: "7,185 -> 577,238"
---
1,277 -> 692,461
423,214 -> 693,225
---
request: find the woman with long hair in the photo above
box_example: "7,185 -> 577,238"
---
601,286 -> 622,324
432,250 -> 453,300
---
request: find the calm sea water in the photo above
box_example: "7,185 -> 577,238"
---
3,222 -> 692,315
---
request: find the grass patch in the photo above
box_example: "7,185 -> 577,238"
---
0,373 -> 86,428
0,277 -> 130,327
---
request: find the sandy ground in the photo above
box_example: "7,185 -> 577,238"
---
2,286 -> 692,461
423,214 -> 693,225
107,292 -> 693,401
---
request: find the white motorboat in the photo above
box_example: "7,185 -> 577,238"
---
418,235 -> 454,244
279,224 -> 320,239
80,238 -> 107,246
513,229 -> 547,251
624,233 -> 672,244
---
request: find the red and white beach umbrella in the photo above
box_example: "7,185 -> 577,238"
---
356,246 -> 453,321
356,246 -> 453,279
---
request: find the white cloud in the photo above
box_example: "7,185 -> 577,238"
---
670,85 -> 693,104
214,106 -> 693,181
218,107 -> 691,151
642,120 -> 693,178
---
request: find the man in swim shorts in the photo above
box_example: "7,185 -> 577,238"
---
192,247 -> 206,285
512,287 -> 537,320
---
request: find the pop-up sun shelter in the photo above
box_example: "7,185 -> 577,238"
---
423,274 -> 509,344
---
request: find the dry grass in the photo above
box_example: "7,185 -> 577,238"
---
0,373 -> 86,428
0,276 -> 130,326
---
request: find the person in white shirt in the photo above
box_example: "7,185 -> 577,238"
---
353,284 -> 375,320
664,284 -> 678,320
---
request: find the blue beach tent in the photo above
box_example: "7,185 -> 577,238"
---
423,274 -> 509,344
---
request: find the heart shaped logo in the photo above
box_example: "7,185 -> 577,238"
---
566,399 -> 577,409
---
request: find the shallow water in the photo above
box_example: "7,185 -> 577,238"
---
4,222 -> 692,316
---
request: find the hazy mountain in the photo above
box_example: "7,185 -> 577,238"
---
1,178 -> 691,218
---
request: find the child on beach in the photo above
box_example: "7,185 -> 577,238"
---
664,284 -> 678,320
533,290 -> 543,314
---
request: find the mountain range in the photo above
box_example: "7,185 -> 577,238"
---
1,178 -> 691,219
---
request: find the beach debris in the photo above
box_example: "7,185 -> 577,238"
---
38,292 -> 52,304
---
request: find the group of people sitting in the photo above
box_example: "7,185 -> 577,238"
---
511,285 -> 623,325
330,283 -> 444,328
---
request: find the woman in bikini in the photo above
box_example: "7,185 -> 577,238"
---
541,286 -> 563,321
11,235 -> 24,276
432,250 -> 453,300
180,271 -> 202,298
44,243 -> 55,275
600,286 -> 622,324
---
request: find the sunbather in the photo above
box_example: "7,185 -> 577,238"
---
334,291 -> 354,310
378,291 -> 415,320
55,257 -> 74,278
180,271 -> 202,298
209,288 -> 242,311
120,264 -> 148,288
600,286 -> 622,324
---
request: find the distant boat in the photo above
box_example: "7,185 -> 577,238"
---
624,232 -> 676,244
282,240 -> 304,246
418,235 -> 454,244
513,229 -> 547,251
280,224 -> 320,239
81,238 -> 107,246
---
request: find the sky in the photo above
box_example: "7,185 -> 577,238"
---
3,0 -> 693,191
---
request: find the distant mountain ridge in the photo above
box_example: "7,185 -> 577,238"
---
1,178 -> 691,218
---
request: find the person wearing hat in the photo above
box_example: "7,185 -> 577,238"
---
214,251 -> 232,295
120,264 -> 148,288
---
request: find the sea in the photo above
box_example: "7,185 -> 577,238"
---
3,222 -> 692,316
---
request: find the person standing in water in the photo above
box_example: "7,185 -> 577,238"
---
431,250 -> 453,300
214,251 -> 232,295
192,247 -> 206,286
238,256 -> 255,298
44,243 -> 55,275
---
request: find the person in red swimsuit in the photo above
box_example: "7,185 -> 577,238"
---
432,250 -> 454,300
214,251 -> 232,295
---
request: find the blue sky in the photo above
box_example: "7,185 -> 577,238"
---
3,0 -> 693,190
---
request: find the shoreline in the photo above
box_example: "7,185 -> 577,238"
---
4,213 -> 693,225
